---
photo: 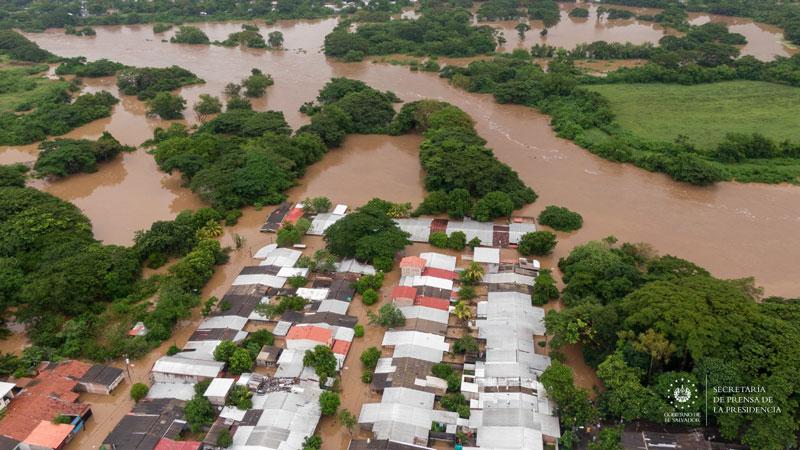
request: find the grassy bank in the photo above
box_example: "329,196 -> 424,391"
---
0,58 -> 68,113
586,81 -> 800,148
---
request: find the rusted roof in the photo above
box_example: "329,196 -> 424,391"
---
413,296 -> 450,311
154,438 -> 202,450
285,325 -> 332,343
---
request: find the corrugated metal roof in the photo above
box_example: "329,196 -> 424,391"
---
308,213 -> 346,235
474,247 -> 500,264
276,267 -> 309,278
253,244 -> 278,259
335,259 -> 377,275
399,275 -> 453,291
262,248 -> 302,268
146,383 -> 196,401
394,218 -> 433,242
232,274 -> 286,288
204,377 -> 235,398
419,252 -> 457,271
151,357 -> 224,378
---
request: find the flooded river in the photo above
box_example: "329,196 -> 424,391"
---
0,13 -> 796,448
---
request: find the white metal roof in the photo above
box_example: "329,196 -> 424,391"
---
394,218 -> 433,242
232,273 -> 286,288
204,377 -> 235,398
332,204 -> 347,215
335,258 -> 377,275
276,267 -> 309,278
398,305 -> 449,324
262,248 -> 302,268
399,275 -> 453,291
253,244 -> 278,259
474,247 -> 500,264
446,220 -> 494,244
315,299 -> 350,315
308,212 -> 346,235
0,381 -> 14,398
198,315 -> 248,331
145,383 -> 196,401
483,272 -> 535,286
220,405 -> 247,422
295,288 -> 329,301
151,356 -> 224,378
419,252 -> 457,271
508,222 -> 536,244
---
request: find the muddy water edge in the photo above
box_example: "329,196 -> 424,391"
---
0,12 -> 796,449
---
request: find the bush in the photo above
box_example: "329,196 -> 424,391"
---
146,252 -> 167,269
319,391 -> 340,416
166,345 -> 180,356
130,382 -> 149,402
361,370 -> 373,383
361,288 -> 379,305
518,231 -> 558,255
354,324 -> 364,338
360,346 -> 382,369
538,206 -> 583,232
373,256 -> 394,272
429,231 -> 449,248
288,275 -> 308,289
216,429 -> 233,448
447,231 -> 467,251
531,269 -> 559,306
367,304 -> 405,328
453,335 -> 479,354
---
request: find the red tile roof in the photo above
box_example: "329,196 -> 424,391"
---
155,438 -> 202,450
279,207 -> 305,229
48,361 -> 92,380
399,256 -> 426,269
414,296 -> 451,311
421,267 -> 458,280
285,325 -> 332,344
331,340 -> 351,356
0,395 -> 89,442
22,421 -> 74,449
390,286 -> 417,300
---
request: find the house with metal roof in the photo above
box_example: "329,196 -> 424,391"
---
382,331 -> 450,363
204,378 -> 235,407
150,356 -> 225,384
308,212 -> 346,235
399,275 -> 453,292
394,218 -> 433,242
419,252 -> 457,272
473,247 -> 500,273
335,259 -> 377,275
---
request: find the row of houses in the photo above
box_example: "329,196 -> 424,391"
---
354,252 -> 467,449
104,237 -> 375,450
0,361 -> 123,450
461,271 -> 560,449
261,202 -> 536,249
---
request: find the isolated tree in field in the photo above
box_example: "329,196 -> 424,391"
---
130,382 -> 149,402
268,31 -> 284,47
193,94 -> 222,122
319,391 -> 340,416
515,23 -> 531,40
146,92 -> 186,119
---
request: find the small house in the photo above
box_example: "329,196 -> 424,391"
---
150,356 -> 225,384
285,325 -> 333,351
473,247 -> 500,273
399,256 -> 426,277
390,286 -> 417,307
204,378 -> 235,407
77,365 -> 124,395
256,346 -> 282,367
0,381 -> 16,409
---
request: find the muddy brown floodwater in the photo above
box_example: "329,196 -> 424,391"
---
1,13 -> 799,448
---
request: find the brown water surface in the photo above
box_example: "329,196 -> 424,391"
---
8,18 -> 799,298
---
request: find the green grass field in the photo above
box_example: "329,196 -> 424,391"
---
0,58 -> 67,114
587,81 -> 800,148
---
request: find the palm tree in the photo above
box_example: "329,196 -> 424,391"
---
460,261 -> 484,286
453,301 -> 472,326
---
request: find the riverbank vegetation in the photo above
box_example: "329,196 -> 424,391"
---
0,177 -> 236,372
0,0 -> 413,32
543,239 -> 800,449
438,23 -> 800,185
116,65 -> 204,100
0,59 -> 68,113
33,132 -> 133,178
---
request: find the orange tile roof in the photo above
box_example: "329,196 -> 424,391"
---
390,286 -> 417,300
22,421 -> 74,449
0,395 -> 89,442
331,340 -> 351,356
155,438 -> 202,450
285,325 -> 332,344
399,256 -> 426,269
48,361 -> 92,380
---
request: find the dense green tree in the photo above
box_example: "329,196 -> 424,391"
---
319,391 -> 341,416
146,92 -> 187,119
184,394 -> 215,431
367,304 -> 405,328
538,206 -> 583,232
518,231 -> 557,256
323,199 -> 411,263
228,348 -> 253,375
130,382 -> 149,402
193,94 -> 223,122
0,164 -> 28,188
360,346 -> 382,369
268,31 -> 284,47
241,69 -> 274,98
171,26 -> 210,44
303,345 -> 338,380
216,429 -> 233,448
302,435 -> 323,450
361,288 -> 379,306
